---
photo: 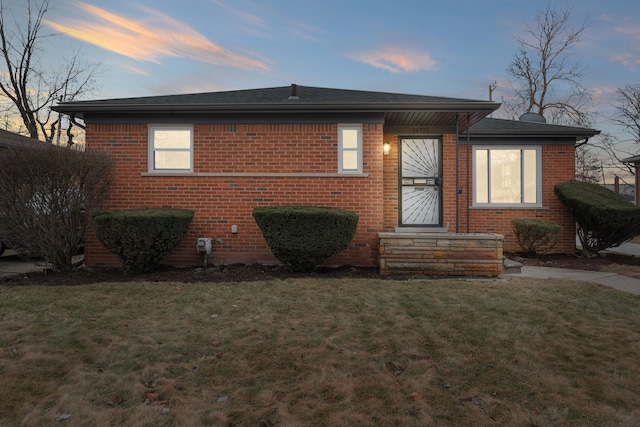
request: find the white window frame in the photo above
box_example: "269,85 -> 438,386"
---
338,124 -> 363,174
148,125 -> 194,173
473,145 -> 542,207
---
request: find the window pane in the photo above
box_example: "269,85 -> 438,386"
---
490,150 -> 521,203
523,149 -> 537,203
153,129 -> 191,149
342,150 -> 358,171
475,150 -> 488,204
342,129 -> 359,149
155,151 -> 190,170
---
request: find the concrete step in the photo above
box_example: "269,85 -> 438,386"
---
503,257 -> 523,274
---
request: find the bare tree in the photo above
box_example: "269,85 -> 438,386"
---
575,144 -> 601,183
504,2 -> 592,126
501,3 -> 604,183
612,84 -> 640,148
0,0 -> 101,145
0,146 -> 112,271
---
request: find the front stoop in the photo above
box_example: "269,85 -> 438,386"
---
378,232 -> 504,277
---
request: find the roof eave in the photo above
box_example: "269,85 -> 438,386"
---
54,101 -> 501,118
468,129 -> 600,138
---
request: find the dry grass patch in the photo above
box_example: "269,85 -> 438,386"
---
1,277 -> 640,426
599,263 -> 640,279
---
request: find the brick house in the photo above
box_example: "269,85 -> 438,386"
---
55,85 -> 599,275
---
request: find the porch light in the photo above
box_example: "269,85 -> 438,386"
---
383,142 -> 391,156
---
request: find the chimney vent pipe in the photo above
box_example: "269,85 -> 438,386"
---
288,83 -> 299,100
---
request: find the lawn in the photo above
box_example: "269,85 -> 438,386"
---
1,277 -> 640,426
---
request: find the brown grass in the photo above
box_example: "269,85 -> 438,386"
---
1,277 -> 640,426
600,263 -> 640,279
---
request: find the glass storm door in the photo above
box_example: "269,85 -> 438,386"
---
400,138 -> 442,226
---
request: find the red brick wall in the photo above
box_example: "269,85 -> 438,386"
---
86,123 -> 576,269
85,123 -> 384,268
382,135 -> 576,253
464,144 -> 577,253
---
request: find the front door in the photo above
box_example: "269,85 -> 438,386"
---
399,138 -> 442,226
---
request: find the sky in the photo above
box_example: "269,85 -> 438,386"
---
10,0 -> 640,174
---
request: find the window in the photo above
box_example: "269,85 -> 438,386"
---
473,146 -> 541,206
338,124 -> 362,174
148,125 -> 193,172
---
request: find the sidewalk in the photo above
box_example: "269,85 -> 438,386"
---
504,266 -> 640,295
504,242 -> 640,295
0,251 -> 46,277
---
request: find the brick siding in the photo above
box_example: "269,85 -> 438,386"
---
382,136 -> 576,254
85,124 -> 575,269
85,123 -> 383,268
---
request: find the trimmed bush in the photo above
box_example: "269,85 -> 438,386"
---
512,219 -> 561,255
253,206 -> 359,272
93,208 -> 194,273
554,180 -> 640,256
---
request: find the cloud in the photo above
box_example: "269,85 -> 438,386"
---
349,47 -> 437,73
44,2 -> 269,71
608,21 -> 640,68
609,53 -> 640,68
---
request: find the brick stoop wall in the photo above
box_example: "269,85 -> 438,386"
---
378,232 -> 503,277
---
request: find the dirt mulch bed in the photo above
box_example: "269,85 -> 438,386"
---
508,251 -> 640,271
2,251 -> 639,287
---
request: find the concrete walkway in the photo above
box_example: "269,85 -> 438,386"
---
504,241 -> 640,295
0,251 -> 46,277
504,266 -> 640,295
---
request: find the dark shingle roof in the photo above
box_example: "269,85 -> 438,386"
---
0,129 -> 52,149
468,117 -> 599,139
621,154 -> 640,164
57,85 -> 495,108
53,85 -> 500,128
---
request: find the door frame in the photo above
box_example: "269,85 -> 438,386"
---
397,136 -> 443,227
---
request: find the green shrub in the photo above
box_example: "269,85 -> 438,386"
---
252,206 -> 359,272
93,208 -> 194,273
512,219 -> 562,255
554,180 -> 640,256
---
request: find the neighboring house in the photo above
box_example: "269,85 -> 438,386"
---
54,85 -> 599,273
621,155 -> 640,205
0,128 -> 51,150
604,183 -> 635,203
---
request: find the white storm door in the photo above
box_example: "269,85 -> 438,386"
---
400,138 -> 442,226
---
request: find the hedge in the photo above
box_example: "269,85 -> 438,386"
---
253,206 -> 358,272
93,208 -> 194,273
554,180 -> 640,256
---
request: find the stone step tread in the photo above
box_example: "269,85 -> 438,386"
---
503,257 -> 523,274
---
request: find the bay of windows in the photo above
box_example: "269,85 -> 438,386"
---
474,146 -> 541,206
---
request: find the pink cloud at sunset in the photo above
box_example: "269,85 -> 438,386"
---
44,2 -> 269,71
350,47 -> 437,73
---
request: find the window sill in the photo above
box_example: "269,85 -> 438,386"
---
142,172 -> 370,178
471,205 -> 548,210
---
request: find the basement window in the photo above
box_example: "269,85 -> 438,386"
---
338,124 -> 362,174
473,146 -> 541,207
148,125 -> 193,172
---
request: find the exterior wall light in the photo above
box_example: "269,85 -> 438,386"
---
383,142 -> 391,156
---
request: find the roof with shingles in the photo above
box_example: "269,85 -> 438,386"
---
53,84 -> 501,129
56,85 -> 498,108
621,154 -> 640,164
0,129 -> 52,149
468,117 -> 600,139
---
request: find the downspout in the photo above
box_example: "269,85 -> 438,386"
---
466,112 -> 471,234
575,137 -> 589,148
455,114 -> 460,233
